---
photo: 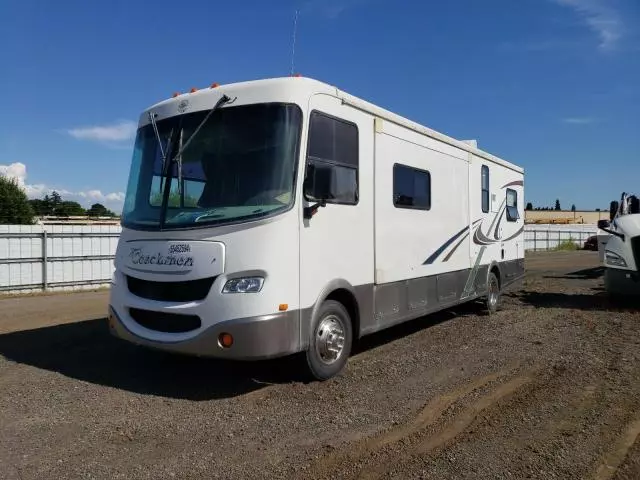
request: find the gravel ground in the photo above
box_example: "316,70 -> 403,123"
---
1,251 -> 639,479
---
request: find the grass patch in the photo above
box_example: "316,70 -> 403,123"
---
555,238 -> 580,251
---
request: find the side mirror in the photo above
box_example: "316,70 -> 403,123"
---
597,219 -> 610,230
610,201 -> 619,221
303,163 -> 333,219
307,163 -> 333,200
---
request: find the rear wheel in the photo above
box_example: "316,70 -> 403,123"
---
485,271 -> 501,314
304,300 -> 353,381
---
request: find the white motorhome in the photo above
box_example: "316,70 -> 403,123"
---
599,192 -> 640,297
108,76 -> 525,380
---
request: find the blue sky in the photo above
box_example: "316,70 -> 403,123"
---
1,0 -> 639,212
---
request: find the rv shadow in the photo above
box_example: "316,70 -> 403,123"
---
543,266 -> 605,280
0,303 -> 486,399
0,318 -> 297,401
353,300 -> 484,355
514,290 -> 640,312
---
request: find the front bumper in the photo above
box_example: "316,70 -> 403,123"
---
108,306 -> 302,360
604,268 -> 640,297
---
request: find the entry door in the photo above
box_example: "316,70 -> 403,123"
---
298,94 -> 374,319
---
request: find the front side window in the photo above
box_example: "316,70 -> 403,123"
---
121,103 -> 302,230
481,165 -> 490,213
393,164 -> 431,210
506,188 -> 519,222
304,111 -> 358,205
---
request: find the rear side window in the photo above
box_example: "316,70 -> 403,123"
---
481,165 -> 490,213
506,188 -> 519,222
393,164 -> 431,210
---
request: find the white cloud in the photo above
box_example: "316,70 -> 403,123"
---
105,192 -> 126,202
67,120 -> 137,143
0,162 -> 125,211
562,116 -> 597,124
78,189 -> 126,203
0,162 -> 27,186
552,0 -> 624,50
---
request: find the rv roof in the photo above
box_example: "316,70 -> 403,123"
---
147,76 -> 523,174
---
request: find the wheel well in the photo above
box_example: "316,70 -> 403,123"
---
326,289 -> 360,338
490,265 -> 501,288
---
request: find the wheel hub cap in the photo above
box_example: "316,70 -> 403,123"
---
489,280 -> 499,307
316,315 -> 346,364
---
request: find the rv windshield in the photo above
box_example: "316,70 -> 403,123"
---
121,103 -> 302,230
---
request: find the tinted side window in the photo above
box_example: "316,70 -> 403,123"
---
481,165 -> 490,213
304,111 -> 359,205
308,112 -> 358,167
506,188 -> 519,222
393,164 -> 431,210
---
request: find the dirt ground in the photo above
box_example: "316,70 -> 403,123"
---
1,251 -> 639,479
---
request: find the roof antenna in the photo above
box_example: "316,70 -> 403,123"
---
290,9 -> 299,76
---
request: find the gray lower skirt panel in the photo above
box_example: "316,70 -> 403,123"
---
501,258 -> 526,288
359,259 -> 522,336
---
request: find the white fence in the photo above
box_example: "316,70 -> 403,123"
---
0,223 -> 599,294
0,224 -> 121,294
524,224 -> 598,251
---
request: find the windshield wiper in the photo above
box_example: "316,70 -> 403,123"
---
170,94 -> 234,167
158,94 -> 235,229
148,111 -> 175,195
148,112 -> 166,168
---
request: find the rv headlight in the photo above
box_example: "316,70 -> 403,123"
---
605,251 -> 627,267
222,277 -> 264,293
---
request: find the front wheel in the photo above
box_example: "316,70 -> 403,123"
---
304,300 -> 353,381
485,272 -> 501,314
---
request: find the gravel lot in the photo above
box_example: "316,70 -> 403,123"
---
1,251 -> 639,479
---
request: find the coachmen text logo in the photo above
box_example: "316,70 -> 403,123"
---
129,246 -> 194,267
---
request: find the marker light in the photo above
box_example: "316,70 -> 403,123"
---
210,82 -> 220,88
190,87 -> 198,93
222,277 -> 264,293
279,304 -> 289,311
172,92 -> 180,98
219,333 -> 233,348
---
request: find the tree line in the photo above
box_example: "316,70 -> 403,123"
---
0,176 -> 117,225
525,199 -> 586,212
29,190 -> 116,218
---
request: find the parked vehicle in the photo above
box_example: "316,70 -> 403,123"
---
598,192 -> 640,297
584,235 -> 598,251
108,76 -> 525,380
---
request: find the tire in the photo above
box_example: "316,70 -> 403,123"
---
485,271 -> 501,314
304,300 -> 353,381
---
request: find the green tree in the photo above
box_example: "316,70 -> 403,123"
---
554,199 -> 561,211
29,198 -> 49,216
526,202 -> 533,210
0,176 -> 35,224
571,204 -> 576,212
58,201 -> 86,216
87,203 -> 116,217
